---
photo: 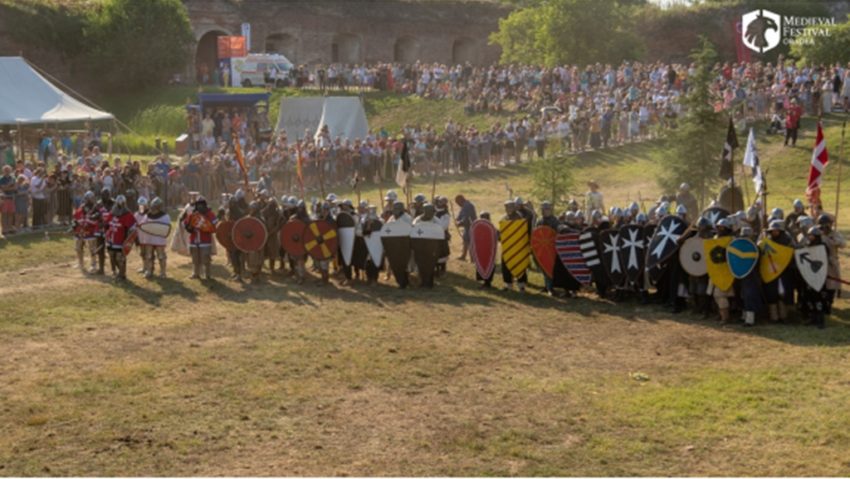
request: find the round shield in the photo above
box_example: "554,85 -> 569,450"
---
679,235 -> 707,277
701,206 -> 730,227
215,220 -> 235,251
232,216 -> 268,253
281,219 -> 307,257
303,220 -> 338,261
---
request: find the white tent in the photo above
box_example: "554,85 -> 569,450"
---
0,57 -> 114,125
276,96 -> 368,141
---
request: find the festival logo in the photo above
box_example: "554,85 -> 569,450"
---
742,9 -> 782,53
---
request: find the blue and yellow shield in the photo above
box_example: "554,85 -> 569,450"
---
726,238 -> 759,279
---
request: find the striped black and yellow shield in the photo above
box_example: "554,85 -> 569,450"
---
499,219 -> 530,278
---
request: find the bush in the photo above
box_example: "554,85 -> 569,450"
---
129,105 -> 187,137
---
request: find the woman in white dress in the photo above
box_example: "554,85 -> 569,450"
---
822,79 -> 833,114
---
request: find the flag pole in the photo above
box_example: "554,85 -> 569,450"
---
835,120 -> 846,227
729,116 -> 737,210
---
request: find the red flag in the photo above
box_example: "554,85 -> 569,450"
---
806,121 -> 829,207
733,20 -> 752,64
232,133 -> 247,174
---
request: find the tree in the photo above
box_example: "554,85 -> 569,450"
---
84,0 -> 194,91
490,0 -> 645,66
530,153 -> 574,211
790,15 -> 850,65
658,36 -> 725,210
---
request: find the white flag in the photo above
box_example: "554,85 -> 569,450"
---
742,128 -> 764,194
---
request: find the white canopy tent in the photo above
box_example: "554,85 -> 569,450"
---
0,56 -> 113,125
276,96 -> 368,141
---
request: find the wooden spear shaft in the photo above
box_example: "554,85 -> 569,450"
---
835,121 -> 846,227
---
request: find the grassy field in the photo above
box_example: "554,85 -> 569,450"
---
2,102 -> 850,475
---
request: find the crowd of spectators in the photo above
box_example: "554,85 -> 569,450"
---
1,57 -> 848,236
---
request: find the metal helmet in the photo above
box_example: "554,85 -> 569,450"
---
414,193 -> 426,203
629,202 -> 640,215
359,200 -> 369,208
568,199 -> 578,209
84,190 -> 95,201
770,207 -> 784,220
655,203 -> 669,217
575,211 -> 585,221
234,189 -> 246,200
385,190 -> 397,201
635,213 -> 648,225
807,225 -> 823,237
114,194 -> 127,206
280,195 -> 288,205
768,219 -> 784,232
716,218 -> 734,231
249,200 -> 259,211
564,211 -> 577,223
342,199 -> 354,208
676,204 -> 687,216
611,207 -> 623,218
541,201 -> 552,210
697,216 -> 712,230
739,226 -> 753,237
679,182 -> 690,191
150,197 -> 163,210
514,196 -> 524,206
137,196 -> 148,207
296,199 -> 306,209
792,198 -> 804,211
259,189 -> 270,199
817,213 -> 833,226
797,215 -> 813,230
591,209 -> 603,221
326,193 -> 338,203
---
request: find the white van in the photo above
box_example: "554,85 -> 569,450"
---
231,53 -> 293,88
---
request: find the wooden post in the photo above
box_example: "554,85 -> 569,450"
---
16,122 -> 23,163
835,121 -> 846,227
107,119 -> 115,162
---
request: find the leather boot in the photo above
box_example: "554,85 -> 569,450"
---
777,302 -> 788,321
768,304 -> 779,322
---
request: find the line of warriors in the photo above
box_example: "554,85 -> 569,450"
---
188,188 -> 453,287
71,190 -> 168,281
475,192 -> 844,329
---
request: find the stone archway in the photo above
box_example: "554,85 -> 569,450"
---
265,33 -> 297,63
331,33 -> 361,63
393,36 -> 419,63
452,37 -> 476,64
195,29 -> 229,83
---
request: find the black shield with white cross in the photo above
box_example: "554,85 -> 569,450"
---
599,229 -> 625,286
646,215 -> 688,271
618,224 -> 645,283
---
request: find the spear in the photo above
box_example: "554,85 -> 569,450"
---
835,120 -> 845,227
